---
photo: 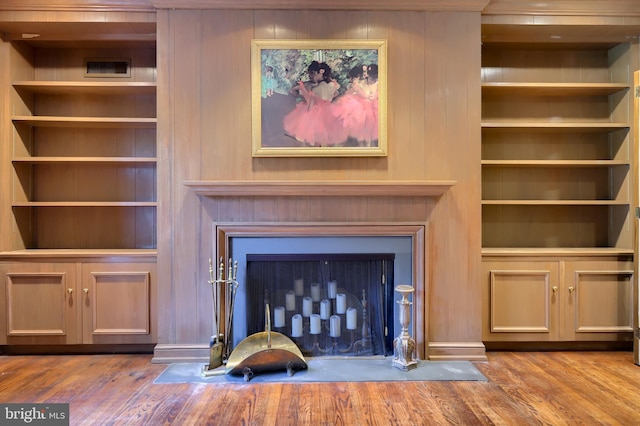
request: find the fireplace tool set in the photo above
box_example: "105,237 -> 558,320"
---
203,257 -> 308,381
203,257 -> 239,373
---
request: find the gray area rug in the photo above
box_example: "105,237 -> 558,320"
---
154,358 -> 487,384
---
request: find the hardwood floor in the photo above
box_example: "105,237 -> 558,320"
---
1,351 -> 639,425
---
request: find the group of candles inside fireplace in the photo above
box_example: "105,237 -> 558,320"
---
272,278 -> 359,338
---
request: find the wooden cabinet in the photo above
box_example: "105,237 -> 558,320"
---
0,262 -> 78,345
80,262 -> 154,344
0,17 -> 158,350
483,254 -> 633,343
480,33 -> 637,346
0,256 -> 156,346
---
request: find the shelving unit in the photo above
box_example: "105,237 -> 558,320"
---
0,21 -> 158,348
5,42 -> 157,251
481,40 -> 636,345
481,42 -> 633,251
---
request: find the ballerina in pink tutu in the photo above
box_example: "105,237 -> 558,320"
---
283,61 -> 346,146
333,63 -> 379,147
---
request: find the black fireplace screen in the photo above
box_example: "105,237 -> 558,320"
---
245,253 -> 395,357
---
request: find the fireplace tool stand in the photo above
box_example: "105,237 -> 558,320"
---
203,257 -> 239,375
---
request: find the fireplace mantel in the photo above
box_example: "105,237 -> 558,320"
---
183,180 -> 456,197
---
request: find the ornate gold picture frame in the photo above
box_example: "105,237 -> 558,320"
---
251,39 -> 387,157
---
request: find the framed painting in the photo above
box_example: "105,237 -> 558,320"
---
251,39 -> 387,157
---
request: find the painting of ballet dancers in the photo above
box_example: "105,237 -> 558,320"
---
251,39 -> 387,157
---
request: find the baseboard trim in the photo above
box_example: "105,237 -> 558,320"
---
152,343 -> 210,364
0,344 -> 154,355
427,342 -> 487,362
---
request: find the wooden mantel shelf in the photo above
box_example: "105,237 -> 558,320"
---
183,180 -> 456,197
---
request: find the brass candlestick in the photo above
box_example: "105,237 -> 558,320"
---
392,285 -> 418,371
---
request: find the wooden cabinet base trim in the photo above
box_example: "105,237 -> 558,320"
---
426,342 -> 488,362
0,344 -> 155,355
484,341 -> 633,351
0,250 -> 157,262
152,343 -> 209,364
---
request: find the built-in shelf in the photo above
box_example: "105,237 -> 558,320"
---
481,200 -> 628,205
482,247 -> 634,256
482,82 -> 629,96
0,248 -> 157,258
12,157 -> 157,164
482,160 -> 629,167
481,122 -> 629,131
12,202 -> 157,207
481,41 -> 633,253
12,81 -> 157,95
11,116 -> 157,128
183,180 -> 457,197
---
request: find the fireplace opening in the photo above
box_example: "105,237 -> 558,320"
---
227,235 -> 414,358
245,253 -> 395,357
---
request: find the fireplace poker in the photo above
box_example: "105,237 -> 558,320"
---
223,259 -> 239,361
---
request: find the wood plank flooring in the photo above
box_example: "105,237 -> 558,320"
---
1,351 -> 640,425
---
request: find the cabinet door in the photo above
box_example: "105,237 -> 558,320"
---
0,262 -> 80,345
81,263 -> 155,344
483,260 -> 560,342
563,260 -> 634,342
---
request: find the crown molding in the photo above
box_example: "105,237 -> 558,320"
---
150,0 -> 490,12
1,0 -> 639,16
482,0 -> 640,16
0,1 -> 153,12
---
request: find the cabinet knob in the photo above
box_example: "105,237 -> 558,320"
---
552,286 -> 558,292
568,286 -> 575,293
83,288 -> 89,294
67,288 -> 73,294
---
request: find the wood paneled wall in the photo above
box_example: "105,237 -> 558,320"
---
156,9 -> 483,359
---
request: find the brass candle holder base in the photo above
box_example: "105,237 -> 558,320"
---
392,285 -> 418,371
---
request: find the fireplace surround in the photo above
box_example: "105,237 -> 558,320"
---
152,179 -> 488,364
215,223 -> 427,358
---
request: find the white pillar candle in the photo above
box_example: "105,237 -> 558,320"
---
310,314 -> 321,335
274,306 -> 286,328
320,299 -> 331,320
336,293 -> 347,314
285,291 -> 296,311
346,307 -> 358,330
291,314 -> 303,337
329,315 -> 341,338
302,297 -> 313,317
328,280 -> 338,299
294,278 -> 304,296
310,283 -> 321,302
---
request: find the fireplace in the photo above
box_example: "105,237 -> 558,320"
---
228,236 -> 414,358
149,179 -> 490,366
215,223 -> 426,359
